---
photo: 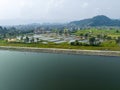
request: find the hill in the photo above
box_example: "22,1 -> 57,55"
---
69,15 -> 120,27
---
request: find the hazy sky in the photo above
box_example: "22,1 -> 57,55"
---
0,0 -> 120,25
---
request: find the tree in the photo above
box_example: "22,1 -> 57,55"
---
106,36 -> 112,40
36,38 -> 39,41
116,30 -> 119,33
80,33 -> 84,37
89,37 -> 96,46
70,42 -> 75,46
25,36 -> 29,43
52,28 -> 58,35
64,28 -> 69,36
75,40 -> 79,46
84,33 -> 89,39
70,40 -> 79,46
31,37 -> 34,43
59,30 -> 63,35
97,34 -> 102,39
103,34 -> 107,40
116,37 -> 120,46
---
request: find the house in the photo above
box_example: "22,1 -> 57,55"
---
7,38 -> 17,42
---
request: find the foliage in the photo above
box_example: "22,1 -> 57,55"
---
89,37 -> 96,45
0,39 -> 120,51
69,15 -> 120,27
100,40 -> 118,47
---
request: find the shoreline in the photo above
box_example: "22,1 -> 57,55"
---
0,46 -> 120,57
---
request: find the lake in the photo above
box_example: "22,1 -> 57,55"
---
0,50 -> 120,90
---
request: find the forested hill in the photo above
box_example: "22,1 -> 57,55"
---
69,15 -> 120,27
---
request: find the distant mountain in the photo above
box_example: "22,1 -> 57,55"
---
69,15 -> 120,27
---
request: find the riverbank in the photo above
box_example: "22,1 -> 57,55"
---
0,46 -> 120,56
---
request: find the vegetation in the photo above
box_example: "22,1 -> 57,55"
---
76,28 -> 120,38
0,22 -> 120,51
0,39 -> 120,51
69,15 -> 120,27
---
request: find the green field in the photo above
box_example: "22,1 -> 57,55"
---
76,28 -> 120,38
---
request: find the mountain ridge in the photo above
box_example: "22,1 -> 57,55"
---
69,15 -> 120,27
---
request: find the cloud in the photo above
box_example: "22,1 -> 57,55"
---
81,2 -> 89,8
0,0 -> 120,24
18,0 -> 65,20
0,0 -> 22,19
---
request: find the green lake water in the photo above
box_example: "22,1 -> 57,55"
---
0,50 -> 120,90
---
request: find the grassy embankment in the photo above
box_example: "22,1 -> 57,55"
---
0,40 -> 120,51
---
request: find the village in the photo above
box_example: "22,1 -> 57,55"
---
6,26 -> 120,48
7,28 -> 94,46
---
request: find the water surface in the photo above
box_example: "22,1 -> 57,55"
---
0,50 -> 120,90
